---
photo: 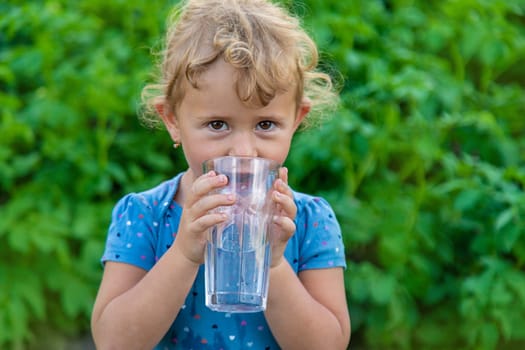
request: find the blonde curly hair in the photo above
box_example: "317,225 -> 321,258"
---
140,0 -> 339,129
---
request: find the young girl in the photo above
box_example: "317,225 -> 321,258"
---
91,0 -> 351,349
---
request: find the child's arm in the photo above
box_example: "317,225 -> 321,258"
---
266,168 -> 351,349
91,170 -> 233,349
91,246 -> 200,349
265,264 -> 351,349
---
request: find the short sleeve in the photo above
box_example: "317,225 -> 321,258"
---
101,193 -> 158,271
295,196 -> 346,271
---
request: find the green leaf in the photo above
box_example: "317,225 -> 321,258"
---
453,189 -> 483,212
479,322 -> 500,349
61,275 -> 94,319
369,274 -> 396,305
495,208 -> 514,231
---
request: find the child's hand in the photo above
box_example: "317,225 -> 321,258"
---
269,167 -> 297,268
174,170 -> 234,265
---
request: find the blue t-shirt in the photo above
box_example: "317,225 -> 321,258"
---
102,173 -> 346,350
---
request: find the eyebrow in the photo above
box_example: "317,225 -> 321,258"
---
193,114 -> 231,120
194,113 -> 287,120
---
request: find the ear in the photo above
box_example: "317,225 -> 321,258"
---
293,97 -> 311,130
156,102 -> 180,142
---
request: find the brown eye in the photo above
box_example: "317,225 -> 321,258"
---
257,121 -> 275,131
209,121 -> 227,130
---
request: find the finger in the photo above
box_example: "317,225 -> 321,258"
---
189,171 -> 229,202
278,166 -> 289,184
271,215 -> 296,241
191,211 -> 229,233
274,177 -> 293,198
272,189 -> 297,218
189,192 -> 236,218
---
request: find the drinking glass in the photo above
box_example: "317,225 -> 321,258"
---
202,156 -> 280,313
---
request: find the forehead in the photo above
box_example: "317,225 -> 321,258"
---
184,57 -> 297,106
179,60 -> 296,117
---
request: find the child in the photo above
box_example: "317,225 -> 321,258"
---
91,0 -> 351,349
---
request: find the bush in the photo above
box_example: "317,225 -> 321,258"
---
1,0 -> 524,349
0,1 -> 184,347
289,0 -> 525,349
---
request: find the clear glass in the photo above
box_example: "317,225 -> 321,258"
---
202,156 -> 280,313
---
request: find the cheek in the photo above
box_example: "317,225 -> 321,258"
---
179,129 -> 219,174
260,138 -> 293,164
181,147 -> 210,176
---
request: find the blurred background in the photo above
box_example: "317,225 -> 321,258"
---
1,0 -> 524,349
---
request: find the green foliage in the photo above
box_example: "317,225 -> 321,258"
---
288,0 -> 525,349
1,0 -> 183,348
1,0 -> 524,349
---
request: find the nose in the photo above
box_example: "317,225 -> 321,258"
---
228,131 -> 258,157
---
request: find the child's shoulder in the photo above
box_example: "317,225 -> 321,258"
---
137,174 -> 182,204
112,174 -> 182,216
292,190 -> 335,217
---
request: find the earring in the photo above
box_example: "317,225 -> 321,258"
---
173,142 -> 180,149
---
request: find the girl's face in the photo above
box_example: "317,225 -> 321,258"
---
163,59 -> 310,178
